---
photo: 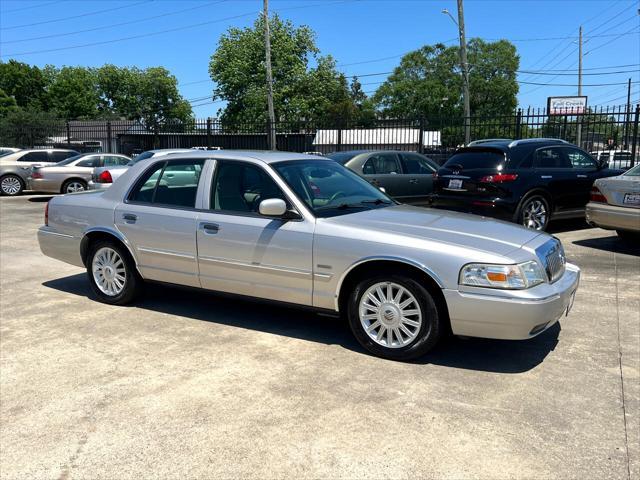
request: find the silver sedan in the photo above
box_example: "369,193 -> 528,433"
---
38,151 -> 580,361
30,153 -> 131,194
586,163 -> 640,240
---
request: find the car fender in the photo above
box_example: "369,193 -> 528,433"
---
80,226 -> 142,275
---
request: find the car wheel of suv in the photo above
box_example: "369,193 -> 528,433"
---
347,275 -> 441,361
518,195 -> 550,231
87,240 -> 142,305
0,174 -> 24,196
62,179 -> 87,194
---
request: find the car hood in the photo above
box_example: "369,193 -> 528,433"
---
321,204 -> 544,257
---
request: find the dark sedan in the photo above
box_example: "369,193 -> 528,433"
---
430,138 -> 626,230
327,150 -> 439,205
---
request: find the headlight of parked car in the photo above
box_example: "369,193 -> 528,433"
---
459,261 -> 546,289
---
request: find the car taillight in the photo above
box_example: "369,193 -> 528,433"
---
480,173 -> 519,183
97,170 -> 113,183
44,201 -> 49,226
31,171 -> 43,179
590,186 -> 607,203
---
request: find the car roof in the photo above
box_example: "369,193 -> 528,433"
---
156,150 -> 330,165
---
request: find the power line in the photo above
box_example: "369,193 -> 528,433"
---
0,0 -> 151,31
517,68 -> 639,76
586,24 -> 640,55
0,0 -> 228,45
519,80 -> 639,87
1,1 -> 57,14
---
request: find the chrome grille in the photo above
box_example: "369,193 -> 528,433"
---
539,240 -> 566,283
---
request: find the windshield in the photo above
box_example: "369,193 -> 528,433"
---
623,164 -> 640,176
273,160 -> 394,218
55,154 -> 87,166
326,152 -> 361,164
128,150 -> 154,166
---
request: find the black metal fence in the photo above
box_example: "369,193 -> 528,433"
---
1,104 -> 638,166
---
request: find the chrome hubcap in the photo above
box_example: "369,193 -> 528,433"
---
92,247 -> 126,296
1,177 -> 21,195
359,282 -> 422,349
66,181 -> 85,193
523,199 -> 547,230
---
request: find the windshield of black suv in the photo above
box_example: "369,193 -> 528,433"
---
623,164 -> 640,176
444,149 -> 507,169
273,160 -> 394,217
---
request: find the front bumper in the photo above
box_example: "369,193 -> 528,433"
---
87,181 -> 111,191
585,202 -> 640,232
443,263 -> 580,340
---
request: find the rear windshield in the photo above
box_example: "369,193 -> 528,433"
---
444,149 -> 506,169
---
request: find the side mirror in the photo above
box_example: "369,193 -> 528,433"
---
259,198 -> 287,217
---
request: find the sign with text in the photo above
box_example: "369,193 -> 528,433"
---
547,96 -> 587,115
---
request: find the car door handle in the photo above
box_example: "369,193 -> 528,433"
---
200,222 -> 219,234
409,179 -> 419,184
576,174 -> 588,178
122,213 -> 137,223
541,175 -> 553,179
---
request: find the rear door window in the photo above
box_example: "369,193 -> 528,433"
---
444,149 -> 505,169
363,153 -> 400,174
534,148 -> 571,169
130,159 -> 204,208
18,151 -> 49,162
51,151 -> 76,162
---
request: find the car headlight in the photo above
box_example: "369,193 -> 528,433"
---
459,261 -> 546,289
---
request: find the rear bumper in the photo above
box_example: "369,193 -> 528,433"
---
37,226 -> 84,268
28,178 -> 61,193
430,194 -> 518,221
585,202 -> 640,232
443,263 -> 580,340
87,181 -> 111,191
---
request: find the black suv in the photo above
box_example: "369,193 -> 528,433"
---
430,138 -> 625,230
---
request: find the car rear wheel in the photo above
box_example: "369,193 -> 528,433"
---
62,179 -> 87,194
0,174 -> 24,196
87,240 -> 141,305
518,195 -> 550,231
347,275 -> 442,361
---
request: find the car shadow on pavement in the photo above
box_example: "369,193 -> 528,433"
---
43,273 -> 560,374
27,196 -> 54,203
573,234 -> 640,256
547,218 -> 591,234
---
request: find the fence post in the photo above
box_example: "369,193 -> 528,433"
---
336,122 -> 342,152
206,118 -> 212,149
106,120 -> 112,153
631,104 -> 639,168
515,108 -> 522,139
418,117 -> 425,153
66,121 -> 71,146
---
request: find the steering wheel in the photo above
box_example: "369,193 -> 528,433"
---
329,191 -> 346,203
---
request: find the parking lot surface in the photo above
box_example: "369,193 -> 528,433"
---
1,194 -> 638,479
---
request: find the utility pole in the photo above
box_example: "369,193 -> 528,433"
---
624,77 -> 631,149
263,0 -> 276,150
456,0 -> 470,145
576,25 -> 583,147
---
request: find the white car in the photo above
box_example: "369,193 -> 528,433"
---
590,150 -> 635,170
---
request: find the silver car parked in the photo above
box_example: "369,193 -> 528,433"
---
30,153 -> 131,194
0,149 -> 78,196
38,151 -> 580,361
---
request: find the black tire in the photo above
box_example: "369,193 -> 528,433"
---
61,178 -> 87,194
616,230 -> 640,242
347,274 -> 442,361
516,194 -> 551,231
0,174 -> 25,196
86,239 -> 142,305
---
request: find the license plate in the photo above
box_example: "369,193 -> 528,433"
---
566,290 -> 576,316
448,179 -> 463,189
623,193 -> 640,205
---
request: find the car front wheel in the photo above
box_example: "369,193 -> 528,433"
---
0,174 -> 24,196
347,275 -> 442,361
87,240 -> 141,305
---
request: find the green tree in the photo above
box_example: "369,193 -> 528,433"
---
136,67 -> 193,133
209,14 -> 356,125
47,66 -> 100,119
0,60 -> 50,110
374,39 -> 519,120
0,88 -> 19,117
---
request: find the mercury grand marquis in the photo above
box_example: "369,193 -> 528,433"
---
38,151 -> 580,360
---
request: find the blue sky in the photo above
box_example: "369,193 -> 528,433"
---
1,0 -> 638,118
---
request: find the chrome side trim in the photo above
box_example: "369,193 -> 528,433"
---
40,230 -> 75,239
334,256 -> 445,311
199,255 -> 312,278
138,246 -> 196,260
